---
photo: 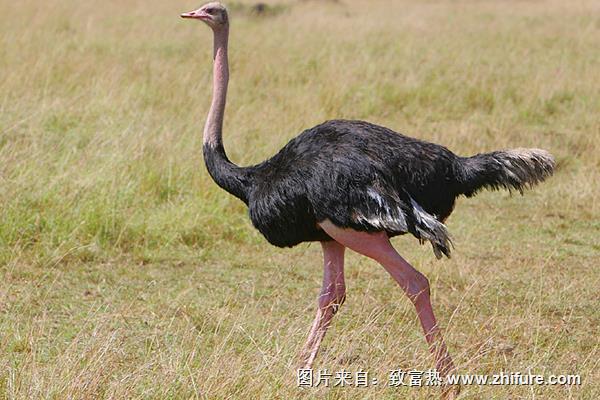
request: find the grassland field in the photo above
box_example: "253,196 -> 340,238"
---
0,0 -> 599,398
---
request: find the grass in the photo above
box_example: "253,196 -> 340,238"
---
1,0 -> 599,398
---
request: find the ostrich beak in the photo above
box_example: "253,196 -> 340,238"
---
180,10 -> 210,20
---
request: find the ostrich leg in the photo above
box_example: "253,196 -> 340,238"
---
318,220 -> 456,378
299,241 -> 346,369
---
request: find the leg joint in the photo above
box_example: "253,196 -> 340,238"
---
406,272 -> 430,303
318,284 -> 346,313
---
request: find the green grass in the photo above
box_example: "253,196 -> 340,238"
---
1,0 -> 599,398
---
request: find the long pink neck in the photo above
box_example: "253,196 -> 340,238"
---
204,26 -> 229,147
202,25 -> 251,204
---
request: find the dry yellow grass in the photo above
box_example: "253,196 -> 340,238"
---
1,0 -> 599,398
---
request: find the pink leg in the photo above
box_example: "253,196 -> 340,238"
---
299,240 -> 346,369
318,220 -> 456,378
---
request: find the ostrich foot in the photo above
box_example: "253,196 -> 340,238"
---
442,383 -> 461,400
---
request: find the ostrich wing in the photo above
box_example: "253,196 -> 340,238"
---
308,164 -> 453,259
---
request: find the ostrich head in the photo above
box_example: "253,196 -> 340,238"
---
181,2 -> 229,29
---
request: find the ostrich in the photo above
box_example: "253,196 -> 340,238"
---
180,1 -> 554,384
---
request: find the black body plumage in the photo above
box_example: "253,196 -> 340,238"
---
203,120 -> 554,258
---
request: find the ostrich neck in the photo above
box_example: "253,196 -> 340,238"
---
202,25 -> 252,204
204,27 -> 229,147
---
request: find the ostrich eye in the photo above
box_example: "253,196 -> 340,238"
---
205,8 -> 214,14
